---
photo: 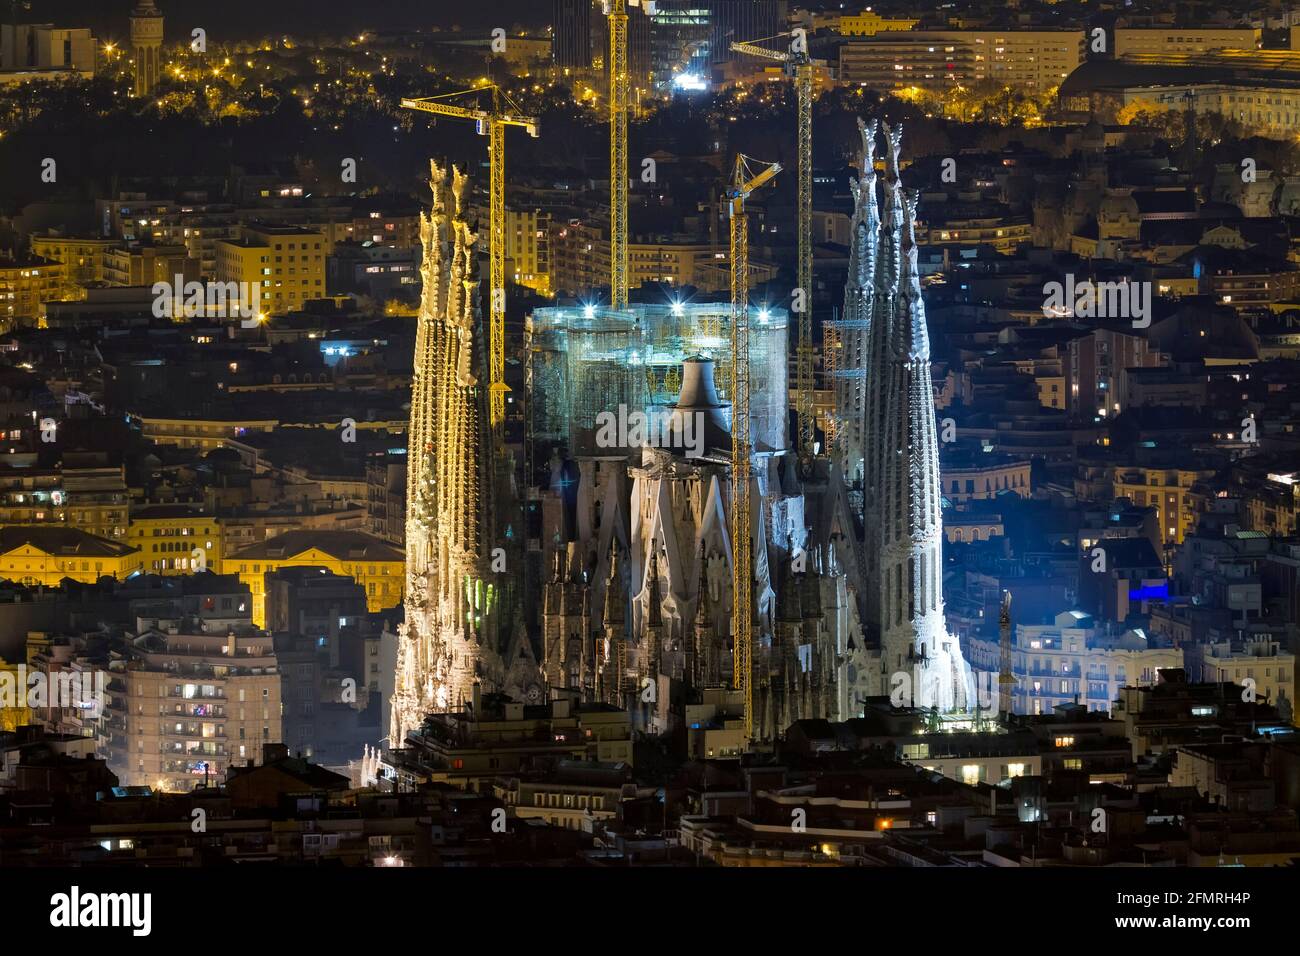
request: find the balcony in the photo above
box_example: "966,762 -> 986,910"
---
160,760 -> 226,775
161,727 -> 227,739
162,702 -> 227,718
160,747 -> 228,760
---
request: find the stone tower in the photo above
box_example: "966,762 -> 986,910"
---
832,119 -> 880,494
390,161 -> 538,747
129,0 -> 163,97
856,123 -> 973,712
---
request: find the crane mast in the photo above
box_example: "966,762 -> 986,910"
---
794,60 -> 814,461
400,86 -> 538,439
731,35 -> 817,461
604,0 -> 647,310
999,591 -> 1015,721
728,154 -> 781,741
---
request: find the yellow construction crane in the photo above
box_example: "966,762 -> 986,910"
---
400,85 -> 538,435
731,33 -> 818,462
728,154 -> 781,741
603,0 -> 650,310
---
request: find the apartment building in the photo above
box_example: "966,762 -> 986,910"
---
1184,637 -> 1294,721
0,457 -> 134,542
97,195 -> 241,274
215,225 -> 326,317
1065,325 -> 1165,419
134,412 -> 278,451
627,240 -> 728,290
221,529 -> 403,626
839,30 -> 1083,95
1114,670 -> 1284,759
1059,51 -> 1300,139
507,207 -> 553,297
1170,742 -> 1275,812
1113,465 -> 1215,547
1113,28 -> 1259,58
0,464 -> 62,527
114,628 -> 282,792
103,243 -> 199,288
62,459 -> 130,541
127,504 -> 221,575
29,235 -> 116,289
392,694 -> 633,791
499,775 -> 648,832
0,255 -> 63,327
966,611 -> 1183,715
939,454 -> 1032,504
922,212 -> 1032,254
838,12 -> 918,36
0,24 -> 95,79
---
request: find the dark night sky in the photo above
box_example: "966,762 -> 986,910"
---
24,1 -> 547,39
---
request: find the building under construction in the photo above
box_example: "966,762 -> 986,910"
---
391,3 -> 985,754
526,302 -> 789,458
522,7 -> 862,743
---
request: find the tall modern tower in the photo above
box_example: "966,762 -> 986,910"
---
552,0 -> 594,69
704,0 -> 784,65
390,162 -> 536,747
129,0 -> 163,97
854,121 -> 972,712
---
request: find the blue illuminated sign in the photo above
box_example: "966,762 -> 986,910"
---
1128,583 -> 1168,601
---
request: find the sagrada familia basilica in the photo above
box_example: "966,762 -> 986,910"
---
391,122 -> 974,749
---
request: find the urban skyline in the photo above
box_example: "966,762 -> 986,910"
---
0,1 -> 1294,926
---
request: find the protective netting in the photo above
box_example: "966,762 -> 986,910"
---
526,302 -> 789,457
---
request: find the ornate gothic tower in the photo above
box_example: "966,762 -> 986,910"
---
833,119 -> 879,494
391,162 -> 537,747
129,0 -> 163,98
856,123 -> 973,712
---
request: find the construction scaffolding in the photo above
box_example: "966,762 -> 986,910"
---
822,313 -> 867,450
526,302 -> 789,460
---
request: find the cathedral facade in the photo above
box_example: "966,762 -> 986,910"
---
394,122 -> 974,750
534,120 -> 975,731
537,356 -> 858,740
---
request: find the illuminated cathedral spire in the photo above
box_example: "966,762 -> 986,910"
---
391,162 -> 514,746
853,122 -> 972,712
834,118 -> 879,488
